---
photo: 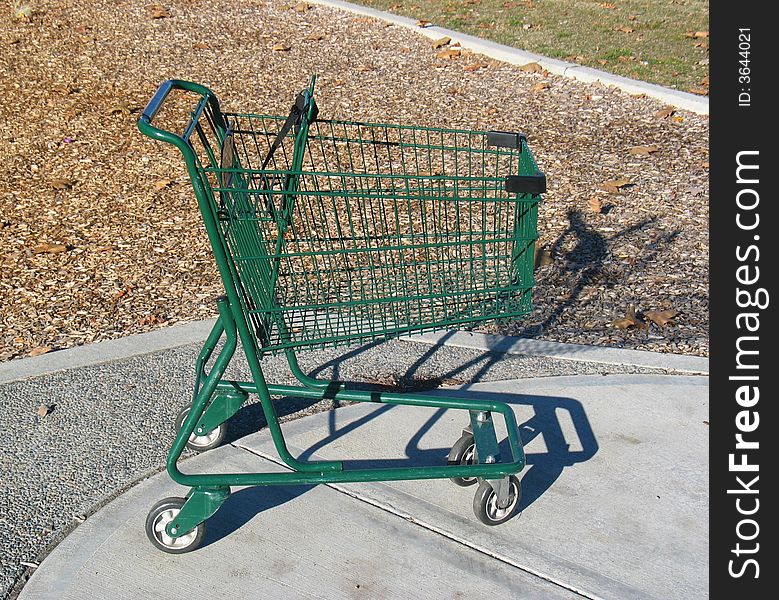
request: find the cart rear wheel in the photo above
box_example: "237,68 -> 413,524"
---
473,475 -> 521,526
145,497 -> 205,554
447,433 -> 478,486
175,405 -> 226,452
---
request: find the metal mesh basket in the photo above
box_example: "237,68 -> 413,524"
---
187,83 -> 542,354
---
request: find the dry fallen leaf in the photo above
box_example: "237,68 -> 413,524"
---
436,48 -> 461,59
36,404 -> 55,417
51,178 -> 74,190
588,197 -> 603,213
464,63 -> 488,72
685,30 -> 709,38
112,287 -> 132,302
534,246 -> 553,269
432,36 -> 451,49
598,2 -> 616,8
417,19 -> 432,28
306,32 -> 325,41
628,145 -> 659,156
193,42 -> 210,49
520,62 -> 543,73
293,1 -> 311,12
645,309 -> 679,327
272,43 -> 291,52
612,305 -> 645,330
600,179 -> 632,194
108,101 -> 131,115
29,347 -> 52,357
154,179 -> 173,190
688,87 -> 709,96
616,26 -> 635,33
656,106 -> 675,119
33,243 -> 68,254
149,4 -> 171,19
612,317 -> 636,330
531,82 -> 550,92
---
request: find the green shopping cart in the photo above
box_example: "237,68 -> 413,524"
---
137,77 -> 545,553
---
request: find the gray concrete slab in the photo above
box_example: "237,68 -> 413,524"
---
0,334 -> 670,599
19,444 -> 579,600
1,316 -> 705,387
19,373 -> 708,600
402,330 -> 710,374
0,319 -> 218,384
234,374 -> 709,599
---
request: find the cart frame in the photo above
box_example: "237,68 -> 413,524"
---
137,79 -> 544,552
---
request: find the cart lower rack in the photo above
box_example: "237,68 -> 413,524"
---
137,78 -> 544,553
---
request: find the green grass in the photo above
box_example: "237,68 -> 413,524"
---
354,0 -> 709,92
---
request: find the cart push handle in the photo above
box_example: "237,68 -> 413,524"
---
138,79 -> 226,152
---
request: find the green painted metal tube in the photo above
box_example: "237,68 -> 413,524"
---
284,348 -> 345,391
170,457 -> 522,488
192,315 -> 226,403
139,80 -> 341,477
167,298 -> 237,476
264,383 -> 524,465
212,378 -> 525,468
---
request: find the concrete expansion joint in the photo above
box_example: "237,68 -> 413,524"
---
232,441 -> 599,598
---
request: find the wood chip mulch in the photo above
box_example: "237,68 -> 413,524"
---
0,0 -> 708,362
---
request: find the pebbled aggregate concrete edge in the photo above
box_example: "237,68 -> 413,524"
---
1,317 -> 707,385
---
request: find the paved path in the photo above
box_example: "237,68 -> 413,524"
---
1,325 -> 681,599
19,373 -> 708,600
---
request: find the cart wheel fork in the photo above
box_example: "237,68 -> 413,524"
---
164,486 -> 230,539
486,476 -> 513,509
469,410 -> 501,466
192,389 -> 247,437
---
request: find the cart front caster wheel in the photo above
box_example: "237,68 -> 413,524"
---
145,497 -> 205,554
473,475 -> 521,526
176,405 -> 226,452
447,433 -> 478,487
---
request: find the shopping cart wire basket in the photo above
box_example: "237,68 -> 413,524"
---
138,77 -> 545,552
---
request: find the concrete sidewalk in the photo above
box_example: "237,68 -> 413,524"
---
19,373 -> 708,600
311,0 -> 709,115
